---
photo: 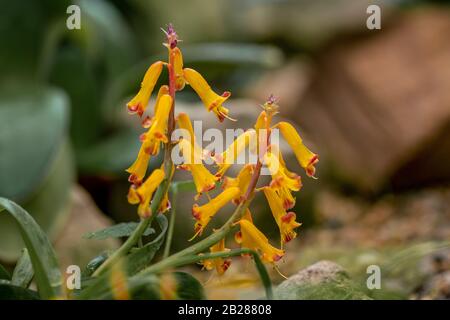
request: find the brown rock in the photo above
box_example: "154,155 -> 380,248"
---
290,9 -> 450,192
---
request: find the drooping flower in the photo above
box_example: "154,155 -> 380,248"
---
192,187 -> 240,236
214,129 -> 257,178
159,191 -> 171,214
128,168 -> 165,218
275,121 -> 319,178
109,260 -> 130,300
176,113 -> 206,163
126,93 -> 172,183
222,164 -> 255,205
183,68 -> 232,122
127,61 -> 164,117
264,145 -> 302,209
262,187 -> 301,246
201,238 -> 231,276
237,219 -> 284,264
171,47 -> 186,91
177,139 -> 218,198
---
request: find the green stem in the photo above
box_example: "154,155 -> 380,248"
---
163,188 -> 178,258
93,44 -> 178,277
92,179 -> 170,277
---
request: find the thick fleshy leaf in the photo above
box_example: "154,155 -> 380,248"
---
0,198 -> 61,299
0,141 -> 74,262
0,85 -> 69,200
83,222 -> 155,240
11,248 -> 34,288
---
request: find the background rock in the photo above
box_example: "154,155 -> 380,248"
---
275,260 -> 370,300
288,9 -> 450,193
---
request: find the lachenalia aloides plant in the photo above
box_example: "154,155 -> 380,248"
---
91,24 -> 319,299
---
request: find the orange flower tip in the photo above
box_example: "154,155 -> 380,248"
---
144,146 -> 154,155
142,116 -> 152,128
128,174 -> 141,184
139,133 -> 147,142
222,91 -> 231,99
127,103 -> 141,115
222,260 -> 231,272
283,234 -> 294,243
202,183 -> 216,193
192,205 -> 200,219
306,154 -> 319,178
283,200 -> 295,210
154,132 -> 167,142
269,177 -> 283,189
273,253 -> 284,262
281,211 -> 296,223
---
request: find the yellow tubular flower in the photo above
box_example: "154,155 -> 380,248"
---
109,261 -> 130,300
177,113 -> 205,163
127,169 -> 165,218
276,122 -> 319,178
192,187 -> 240,236
126,94 -> 173,183
177,139 -> 218,198
127,61 -> 164,117
237,219 -> 285,263
171,47 -> 185,91
222,164 -> 254,204
214,129 -> 257,178
183,68 -> 232,122
262,187 -> 301,246
201,239 -> 231,276
264,147 -> 302,209
159,192 -> 171,214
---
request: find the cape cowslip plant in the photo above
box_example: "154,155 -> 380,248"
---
0,25 -> 318,300
93,24 -> 318,297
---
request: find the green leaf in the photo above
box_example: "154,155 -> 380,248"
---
0,283 -> 40,300
126,214 -> 168,275
0,85 -> 69,200
0,141 -> 75,262
83,222 -> 155,240
171,272 -> 205,300
77,215 -> 169,299
0,264 -> 11,281
11,248 -> 34,288
0,198 -> 61,299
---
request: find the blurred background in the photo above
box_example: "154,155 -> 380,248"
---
1,0 -> 450,299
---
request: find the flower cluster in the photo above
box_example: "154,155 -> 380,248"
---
125,24 -> 233,218
125,25 -> 318,276
201,96 -> 318,273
